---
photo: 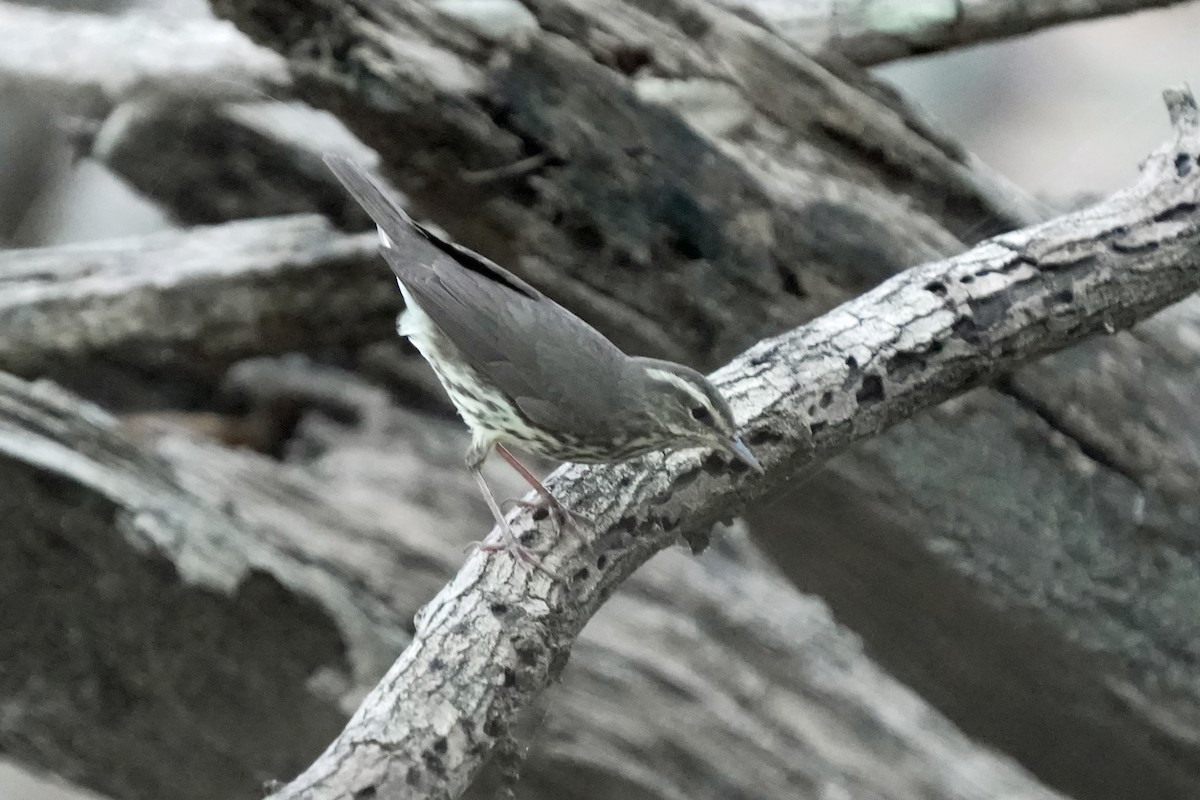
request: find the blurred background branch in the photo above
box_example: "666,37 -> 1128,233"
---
716,0 -> 1197,65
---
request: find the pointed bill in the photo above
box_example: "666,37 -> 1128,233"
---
724,436 -> 764,474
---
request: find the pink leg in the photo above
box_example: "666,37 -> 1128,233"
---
495,444 -> 593,534
464,441 -> 561,579
468,469 -> 551,571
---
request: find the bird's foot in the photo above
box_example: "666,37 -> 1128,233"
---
467,527 -> 563,580
504,496 -> 593,544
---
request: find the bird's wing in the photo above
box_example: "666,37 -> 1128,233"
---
324,155 -> 628,436
323,155 -> 544,300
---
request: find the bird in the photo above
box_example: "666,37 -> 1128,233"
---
324,154 -> 762,567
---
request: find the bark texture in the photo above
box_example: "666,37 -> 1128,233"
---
779,293 -> 1200,800
258,90 -> 1200,800
211,0 -> 1043,367
0,215 -> 392,404
0,367 -> 1064,800
5,2 -> 1200,800
716,0 -> 1195,64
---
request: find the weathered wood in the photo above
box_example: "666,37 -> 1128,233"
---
0,215 -> 393,402
793,296 -> 1200,800
744,95 -> 1200,800
0,5 -> 379,229
5,4 -> 1200,800
0,369 -> 1064,800
93,99 -> 379,228
757,352 -> 1200,800
106,0 -> 1200,794
259,90 -> 1200,800
716,0 -> 1196,65
0,4 -> 289,113
210,0 -> 1041,367
0,370 -> 465,800
10,0 -> 1042,380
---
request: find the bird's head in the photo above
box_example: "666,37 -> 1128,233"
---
630,357 -> 763,473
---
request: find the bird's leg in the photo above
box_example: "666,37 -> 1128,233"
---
465,441 -> 560,577
494,444 -> 593,538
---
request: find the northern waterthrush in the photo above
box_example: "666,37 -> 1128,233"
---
325,155 -> 762,564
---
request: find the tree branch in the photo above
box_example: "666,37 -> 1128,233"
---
715,0 -> 1196,65
0,215 -> 392,400
211,0 -> 1042,366
266,88 -> 1200,800
175,5 -> 1200,792
0,366 -> 1068,800
92,98 -> 379,227
0,4 -> 289,113
7,4 -> 1199,796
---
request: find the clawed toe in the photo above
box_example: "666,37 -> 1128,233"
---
556,504 -> 594,530
546,502 -> 592,545
467,532 -> 564,580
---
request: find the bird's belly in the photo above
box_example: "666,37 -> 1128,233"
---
517,429 -> 670,463
418,344 -> 662,461
397,288 -> 671,462
395,282 -> 437,344
396,293 -> 530,440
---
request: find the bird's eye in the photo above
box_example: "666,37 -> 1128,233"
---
690,406 -> 711,422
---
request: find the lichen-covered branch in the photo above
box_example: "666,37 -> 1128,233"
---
266,89 -> 1200,800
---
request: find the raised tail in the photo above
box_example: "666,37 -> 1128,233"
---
325,153 -> 545,300
323,154 -> 417,253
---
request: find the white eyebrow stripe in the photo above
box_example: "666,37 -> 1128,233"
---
646,368 -> 713,410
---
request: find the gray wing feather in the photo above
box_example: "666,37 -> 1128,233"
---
323,155 -> 543,300
324,154 -> 630,436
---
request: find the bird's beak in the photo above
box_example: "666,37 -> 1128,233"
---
724,436 -> 764,474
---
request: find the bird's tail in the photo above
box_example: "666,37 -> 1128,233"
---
325,153 -> 474,288
323,154 -> 416,249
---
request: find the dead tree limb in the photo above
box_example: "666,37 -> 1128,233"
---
0,366 -> 1067,800
0,215 -> 392,400
4,3 -> 1195,796
263,88 -> 1200,800
211,0 -> 1042,366
184,6 -> 1200,795
0,3 -> 289,114
92,99 -> 379,227
758,299 -> 1200,800
716,0 -> 1196,65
